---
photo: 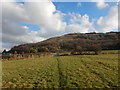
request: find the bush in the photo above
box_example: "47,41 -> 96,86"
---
92,45 -> 102,55
30,49 -> 38,53
71,45 -> 83,55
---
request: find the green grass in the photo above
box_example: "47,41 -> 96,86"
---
59,52 -> 71,55
2,55 -> 118,88
101,50 -> 120,53
59,50 -> 120,56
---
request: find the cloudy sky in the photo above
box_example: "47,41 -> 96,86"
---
1,0 -> 119,52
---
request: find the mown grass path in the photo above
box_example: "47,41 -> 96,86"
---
56,58 -> 61,87
2,55 -> 118,88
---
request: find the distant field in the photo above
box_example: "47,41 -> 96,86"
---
2,55 -> 118,88
101,50 -> 120,53
59,50 -> 120,55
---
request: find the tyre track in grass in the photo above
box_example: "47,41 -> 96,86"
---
79,56 -> 117,74
79,58 -> 107,87
79,57 -> 118,88
56,58 -> 67,88
96,61 -> 118,71
88,56 -> 118,71
84,56 -> 118,75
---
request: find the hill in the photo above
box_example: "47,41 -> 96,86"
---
8,32 -> 120,54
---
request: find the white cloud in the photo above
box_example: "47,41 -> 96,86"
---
65,13 -> 95,33
22,2 -> 67,36
77,2 -> 82,7
2,2 -> 29,22
92,0 -> 109,9
2,21 -> 45,44
97,6 -> 118,32
22,26 -> 29,30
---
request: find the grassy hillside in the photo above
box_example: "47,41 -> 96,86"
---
9,32 -> 120,54
2,55 -> 118,88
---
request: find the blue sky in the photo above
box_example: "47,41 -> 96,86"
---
19,2 -> 117,31
19,23 -> 40,31
54,2 -> 116,21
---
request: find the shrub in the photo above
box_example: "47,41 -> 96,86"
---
30,49 -> 38,53
71,44 -> 83,55
92,45 -> 102,55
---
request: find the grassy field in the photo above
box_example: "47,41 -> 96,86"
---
101,50 -> 120,53
59,50 -> 120,56
2,55 -> 118,88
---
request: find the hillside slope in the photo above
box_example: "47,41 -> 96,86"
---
9,32 -> 120,53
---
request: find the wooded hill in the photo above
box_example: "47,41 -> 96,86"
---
8,32 -> 120,54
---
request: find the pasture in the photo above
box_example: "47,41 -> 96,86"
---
2,54 -> 118,88
101,50 -> 120,53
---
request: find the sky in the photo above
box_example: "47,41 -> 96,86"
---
1,0 -> 119,52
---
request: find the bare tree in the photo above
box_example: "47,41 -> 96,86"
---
92,45 -> 102,55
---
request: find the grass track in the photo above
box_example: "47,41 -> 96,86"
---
2,55 -> 118,88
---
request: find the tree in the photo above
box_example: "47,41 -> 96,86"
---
71,44 -> 83,55
92,45 -> 102,55
30,49 -> 38,53
38,47 -> 49,52
75,46 -> 83,54
60,42 -> 73,51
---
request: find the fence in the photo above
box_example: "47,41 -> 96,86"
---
1,53 -> 53,61
1,52 -> 119,61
